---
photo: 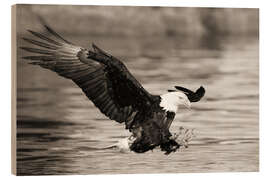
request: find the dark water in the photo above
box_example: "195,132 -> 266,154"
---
17,35 -> 259,175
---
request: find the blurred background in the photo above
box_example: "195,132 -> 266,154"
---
16,5 -> 259,175
17,5 -> 258,39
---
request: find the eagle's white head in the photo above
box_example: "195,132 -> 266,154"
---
160,91 -> 191,113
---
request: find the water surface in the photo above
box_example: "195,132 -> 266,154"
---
17,35 -> 259,175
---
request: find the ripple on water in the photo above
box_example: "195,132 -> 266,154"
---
16,36 -> 259,174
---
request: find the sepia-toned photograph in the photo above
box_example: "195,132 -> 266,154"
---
12,4 -> 259,175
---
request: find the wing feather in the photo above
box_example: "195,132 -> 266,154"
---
21,47 -> 53,55
22,37 -> 58,50
43,25 -> 73,44
27,30 -> 63,46
21,25 -> 156,125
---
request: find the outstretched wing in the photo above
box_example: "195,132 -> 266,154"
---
21,25 -> 155,126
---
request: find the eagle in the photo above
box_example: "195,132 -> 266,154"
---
21,25 -> 205,155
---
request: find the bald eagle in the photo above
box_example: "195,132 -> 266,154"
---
21,25 -> 205,155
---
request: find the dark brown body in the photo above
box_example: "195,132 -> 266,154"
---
128,104 -> 180,154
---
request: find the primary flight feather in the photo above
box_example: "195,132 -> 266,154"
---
21,25 -> 205,154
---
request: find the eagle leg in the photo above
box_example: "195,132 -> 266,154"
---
160,138 -> 180,155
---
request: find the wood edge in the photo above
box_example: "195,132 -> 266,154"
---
11,4 -> 17,176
